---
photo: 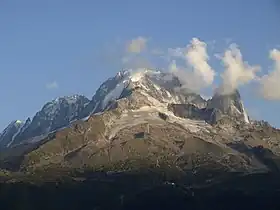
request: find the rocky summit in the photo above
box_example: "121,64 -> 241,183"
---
1,69 -> 280,210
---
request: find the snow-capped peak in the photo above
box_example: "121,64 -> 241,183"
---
98,69 -> 250,126
41,95 -> 89,116
129,68 -> 161,82
0,120 -> 21,137
0,94 -> 90,148
99,69 -> 166,110
97,68 -> 208,113
52,94 -> 88,105
0,120 -> 25,147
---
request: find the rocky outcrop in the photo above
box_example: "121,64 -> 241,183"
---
206,89 -> 249,123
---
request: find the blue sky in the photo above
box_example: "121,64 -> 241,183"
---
0,0 -> 280,130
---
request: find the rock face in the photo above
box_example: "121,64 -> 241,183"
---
207,89 -> 249,123
168,89 -> 250,125
167,104 -> 209,121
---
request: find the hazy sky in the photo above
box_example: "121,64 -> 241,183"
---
0,0 -> 280,130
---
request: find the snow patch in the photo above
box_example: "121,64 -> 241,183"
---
6,119 -> 31,147
102,80 -> 129,109
81,115 -> 91,121
91,101 -> 100,114
240,102 -> 250,123
7,124 -> 24,147
132,103 -> 208,133
0,121 -> 21,139
153,83 -> 161,91
165,90 -> 172,98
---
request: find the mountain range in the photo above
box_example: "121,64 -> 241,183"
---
0,69 -> 278,173
1,69 -> 279,174
1,68 -> 280,209
0,69 -> 250,149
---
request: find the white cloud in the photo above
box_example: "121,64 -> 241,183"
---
186,38 -> 216,86
46,81 -> 58,89
121,36 -> 153,70
259,49 -> 280,100
166,38 -> 216,93
167,60 -> 205,93
126,36 -> 148,53
219,43 -> 260,95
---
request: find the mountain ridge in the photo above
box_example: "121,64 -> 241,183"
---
1,67 -> 280,210
2,68 -> 279,175
0,68 -> 261,149
0,69 -> 279,176
0,94 -> 90,148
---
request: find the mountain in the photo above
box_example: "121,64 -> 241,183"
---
0,95 -> 90,148
1,68 -> 280,209
80,69 -> 207,118
0,69 -> 209,149
0,69 -> 279,172
0,68 -> 279,173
